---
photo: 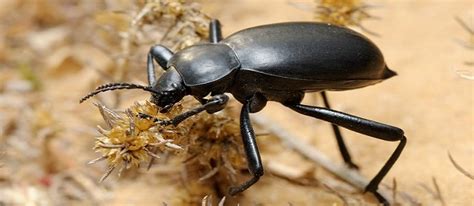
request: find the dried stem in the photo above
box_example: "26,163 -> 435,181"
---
432,177 -> 446,206
200,195 -> 227,206
199,167 -> 219,182
322,183 -> 349,206
392,178 -> 398,205
88,156 -> 107,165
448,151 -> 474,180
99,165 -> 115,183
202,195 -> 210,206
217,196 -> 226,206
455,16 -> 474,35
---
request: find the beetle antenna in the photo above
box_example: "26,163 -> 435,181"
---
80,83 -> 159,103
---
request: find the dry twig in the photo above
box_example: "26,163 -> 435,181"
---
432,177 -> 446,206
392,178 -> 398,205
201,195 -> 227,206
322,183 -> 349,206
448,152 -> 474,180
419,177 -> 446,206
315,0 -> 379,35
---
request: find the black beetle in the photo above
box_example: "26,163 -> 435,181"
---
81,20 -> 406,205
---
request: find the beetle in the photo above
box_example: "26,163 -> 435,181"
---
81,19 -> 406,205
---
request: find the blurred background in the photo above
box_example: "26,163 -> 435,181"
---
0,0 -> 472,205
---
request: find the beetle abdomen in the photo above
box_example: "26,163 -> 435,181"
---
223,22 -> 394,81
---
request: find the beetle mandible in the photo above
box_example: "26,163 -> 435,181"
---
81,20 -> 406,205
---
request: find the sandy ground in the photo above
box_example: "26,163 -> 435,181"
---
0,0 -> 472,205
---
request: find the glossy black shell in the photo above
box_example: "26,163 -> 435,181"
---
168,44 -> 240,87
222,22 -> 395,92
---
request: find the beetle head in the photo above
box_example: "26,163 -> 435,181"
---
79,67 -> 186,113
150,67 -> 186,112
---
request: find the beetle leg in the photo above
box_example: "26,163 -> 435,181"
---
321,91 -> 359,169
285,103 -> 406,205
165,94 -> 229,126
229,99 -> 264,195
209,19 -> 223,43
147,45 -> 174,85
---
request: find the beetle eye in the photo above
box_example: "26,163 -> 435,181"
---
150,94 -> 160,105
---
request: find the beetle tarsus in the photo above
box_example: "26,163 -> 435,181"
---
228,175 -> 261,196
372,191 -> 389,206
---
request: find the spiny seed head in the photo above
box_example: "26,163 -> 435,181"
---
181,111 -> 247,182
90,100 -> 246,185
91,101 -> 185,181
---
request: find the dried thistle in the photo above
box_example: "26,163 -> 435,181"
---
133,0 -> 211,50
180,110 -> 247,183
91,0 -> 211,105
90,99 -> 246,186
89,101 -> 185,181
315,0 -> 377,35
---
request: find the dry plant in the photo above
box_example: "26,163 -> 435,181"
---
132,0 -> 210,50
88,100 -> 247,191
91,0 -> 211,106
200,195 -> 227,206
454,16 -> 474,80
82,0 -> 250,203
448,152 -> 474,180
0,1 -> 110,203
89,101 -> 185,181
315,0 -> 378,35
455,16 -> 474,50
419,177 -> 446,206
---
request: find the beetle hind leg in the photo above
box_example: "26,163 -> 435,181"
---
229,99 -> 264,195
321,91 -> 359,169
285,103 -> 406,205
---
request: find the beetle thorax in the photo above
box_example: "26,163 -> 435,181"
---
167,44 -> 241,97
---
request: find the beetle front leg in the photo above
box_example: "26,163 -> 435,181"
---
147,45 -> 174,85
229,99 -> 264,195
285,103 -> 406,205
163,94 -> 229,126
209,19 -> 223,43
321,91 -> 359,169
